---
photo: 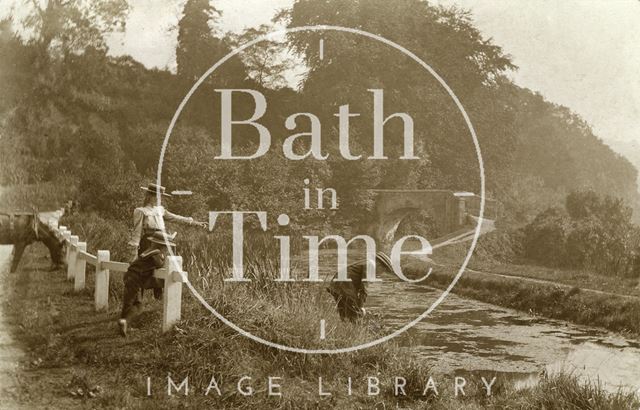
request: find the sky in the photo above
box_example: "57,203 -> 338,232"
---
106,0 -> 294,71
433,0 -> 640,150
3,0 -> 639,150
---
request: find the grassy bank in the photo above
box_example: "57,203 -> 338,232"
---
410,263 -> 640,337
437,241 -> 640,298
464,260 -> 640,297
421,238 -> 640,336
2,217 -> 639,408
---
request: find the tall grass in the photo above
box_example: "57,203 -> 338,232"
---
61,211 -> 407,352
10,212 -> 640,408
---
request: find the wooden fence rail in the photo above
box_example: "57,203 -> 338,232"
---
45,209 -> 186,333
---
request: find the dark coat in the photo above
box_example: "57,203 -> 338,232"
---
120,248 -> 166,321
327,260 -> 368,321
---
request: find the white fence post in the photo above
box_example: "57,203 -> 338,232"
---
61,228 -> 70,262
161,255 -> 186,333
74,242 -> 87,291
67,235 -> 78,281
95,250 -> 110,312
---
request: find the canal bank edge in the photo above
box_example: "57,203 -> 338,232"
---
411,261 -> 640,337
2,237 -> 638,408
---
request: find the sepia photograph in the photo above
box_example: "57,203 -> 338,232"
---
0,0 -> 639,408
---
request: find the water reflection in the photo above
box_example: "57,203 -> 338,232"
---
546,342 -> 640,394
294,248 -> 639,393
367,281 -> 640,394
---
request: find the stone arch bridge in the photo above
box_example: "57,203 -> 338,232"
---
368,190 -> 500,249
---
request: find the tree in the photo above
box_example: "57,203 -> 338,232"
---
523,207 -> 570,266
17,0 -> 128,59
175,0 -> 246,128
229,24 -> 293,89
277,0 -> 518,222
524,191 -> 639,277
176,0 -> 235,82
566,190 -> 633,227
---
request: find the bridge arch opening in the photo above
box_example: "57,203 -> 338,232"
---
394,208 -> 441,243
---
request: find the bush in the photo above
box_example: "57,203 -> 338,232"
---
564,215 -> 601,269
0,180 -> 76,211
523,191 -> 640,277
475,228 -> 524,263
523,207 -> 570,266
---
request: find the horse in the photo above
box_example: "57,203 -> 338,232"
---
0,212 -> 64,272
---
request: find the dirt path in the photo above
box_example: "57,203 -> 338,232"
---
0,243 -> 96,409
0,211 -> 67,409
461,266 -> 640,300
0,245 -> 24,409
427,217 -> 640,300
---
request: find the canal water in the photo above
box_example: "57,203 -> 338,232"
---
294,246 -> 640,394
367,280 -> 640,394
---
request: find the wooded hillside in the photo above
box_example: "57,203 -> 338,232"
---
0,0 -> 637,228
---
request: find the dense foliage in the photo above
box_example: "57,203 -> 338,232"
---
1,0 -> 638,232
523,190 -> 640,277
